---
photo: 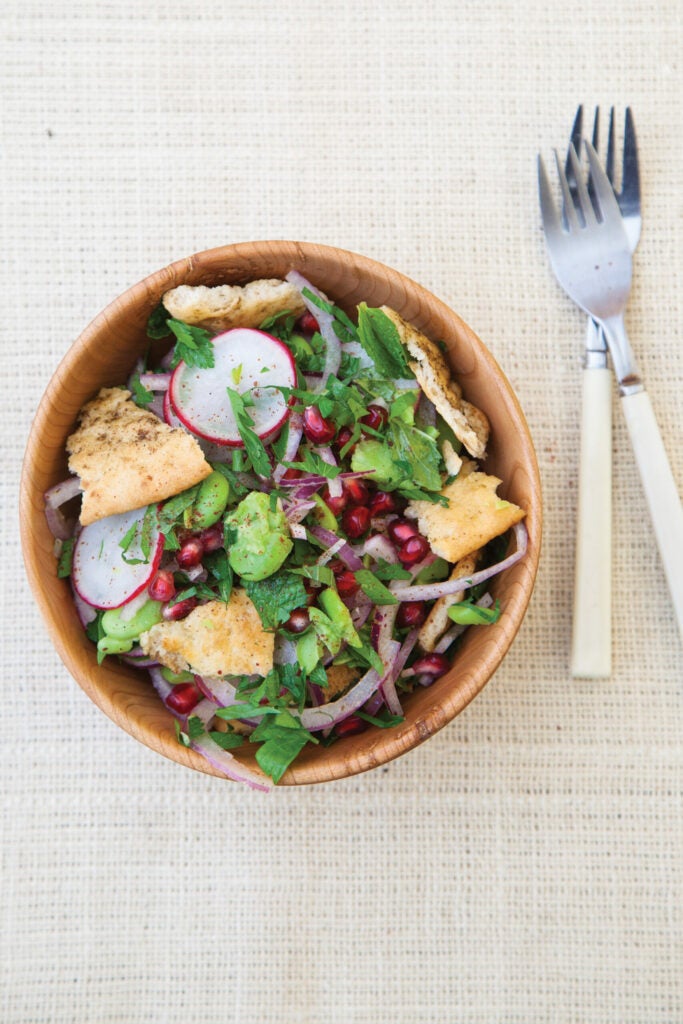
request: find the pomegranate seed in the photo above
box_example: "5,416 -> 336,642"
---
342,506 -> 371,539
298,311 -> 319,333
283,608 -> 311,634
360,404 -> 389,432
322,485 -> 348,516
335,715 -> 368,738
387,518 -> 419,545
335,570 -> 359,597
411,653 -> 450,686
334,426 -> 356,456
162,596 -> 198,621
148,570 -> 176,603
369,491 -> 396,517
303,579 -> 317,606
166,682 -> 200,715
281,467 -> 303,481
398,535 -> 430,566
344,479 -> 370,506
199,524 -> 223,553
302,406 -> 336,444
177,538 -> 203,569
397,601 -> 428,628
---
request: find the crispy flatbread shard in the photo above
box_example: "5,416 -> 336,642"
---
407,471 -> 525,565
140,593 -> 275,678
417,550 -> 481,652
380,306 -> 489,459
162,279 -> 306,333
67,387 -> 212,525
324,664 -> 361,700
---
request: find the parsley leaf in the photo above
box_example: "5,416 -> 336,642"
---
209,730 -> 245,751
57,538 -> 75,579
225,387 -> 271,477
203,549 -> 234,603
243,571 -> 308,630
372,559 -> 412,582
353,569 -> 399,605
357,304 -> 413,379
168,319 -> 215,369
251,710 -> 318,784
301,288 -> 359,343
283,448 -> 342,479
129,372 -> 154,408
356,710 -> 405,729
146,302 -> 172,339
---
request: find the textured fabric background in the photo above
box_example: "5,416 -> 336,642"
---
3,1 -> 682,1022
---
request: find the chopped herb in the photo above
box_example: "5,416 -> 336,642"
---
129,372 -> 154,408
356,710 -> 405,729
372,559 -> 412,582
357,304 -> 413,379
353,569 -> 399,605
168,319 -> 215,369
389,420 -> 443,492
243,570 -> 308,630
291,563 -> 335,587
57,538 -> 75,578
251,709 -> 318,784
146,302 -> 172,340
231,363 -> 243,386
301,287 -> 359,342
203,549 -> 234,603
225,387 -> 271,477
283,449 -> 342,479
209,730 -> 245,750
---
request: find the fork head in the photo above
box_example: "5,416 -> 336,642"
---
538,139 -> 632,321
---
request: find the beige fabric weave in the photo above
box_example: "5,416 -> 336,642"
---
3,1 -> 682,1022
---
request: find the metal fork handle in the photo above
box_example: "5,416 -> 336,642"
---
571,319 -> 612,677
601,316 -> 683,640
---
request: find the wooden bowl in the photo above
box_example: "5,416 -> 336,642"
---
20,241 -> 541,786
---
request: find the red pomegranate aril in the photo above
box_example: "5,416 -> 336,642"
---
344,479 -> 370,506
177,538 -> 204,569
148,570 -> 176,603
322,485 -> 348,516
342,506 -> 371,539
368,491 -> 396,517
387,518 -> 419,545
302,406 -> 336,444
335,715 -> 368,738
335,570 -> 359,597
412,653 -> 450,686
199,524 -> 223,553
281,467 -> 303,481
162,596 -> 199,621
360,404 -> 389,432
298,311 -> 319,333
397,601 -> 428,629
166,682 -> 201,715
283,608 -> 311,634
335,426 -> 356,455
398,535 -> 430,566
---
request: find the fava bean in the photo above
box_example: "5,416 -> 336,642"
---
183,471 -> 230,530
101,599 -> 164,640
97,635 -> 134,656
161,667 -> 195,684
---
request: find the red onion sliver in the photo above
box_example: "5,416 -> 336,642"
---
139,372 -> 171,391
433,593 -> 495,654
272,410 -> 304,484
378,639 -> 403,716
195,675 -> 239,707
284,499 -> 317,525
290,523 -> 307,540
314,445 -> 342,497
286,270 -> 341,387
317,537 -> 345,565
299,668 -> 381,732
45,477 -> 81,508
191,733 -> 272,792
309,527 -> 363,570
274,636 -> 298,667
390,521 -> 528,602
362,534 -> 399,565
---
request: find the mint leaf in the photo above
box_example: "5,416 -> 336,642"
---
251,710 -> 317,784
129,372 -> 154,408
356,710 -> 404,729
372,559 -> 412,582
353,569 -> 399,605
57,537 -> 75,579
168,319 -> 215,369
357,304 -> 412,379
209,730 -> 245,750
225,387 -> 272,477
389,421 -> 442,492
203,549 -> 233,604
243,570 -> 308,630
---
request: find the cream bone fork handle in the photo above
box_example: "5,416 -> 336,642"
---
568,107 -> 642,677
538,139 -> 683,647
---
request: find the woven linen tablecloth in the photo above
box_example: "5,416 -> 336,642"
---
3,2 -> 682,1022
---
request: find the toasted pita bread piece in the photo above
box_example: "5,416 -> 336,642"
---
417,550 -> 481,652
140,593 -> 274,678
406,470 -> 525,565
323,663 -> 362,700
380,306 -> 489,459
162,279 -> 306,333
67,387 -> 212,526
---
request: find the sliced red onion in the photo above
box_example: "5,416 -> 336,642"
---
120,650 -> 160,668
289,522 -> 307,540
195,675 -> 239,706
147,393 -> 166,421
272,411 -> 304,484
190,733 -> 272,792
139,372 -> 171,391
184,564 -> 208,583
391,521 -> 528,602
416,395 -> 437,428
45,477 -> 82,539
314,445 -> 342,497
362,534 -> 398,565
280,469 -> 369,497
274,636 -> 298,666
309,527 -> 363,570
317,537 -> 345,565
149,666 -> 174,704
378,639 -> 403,716
350,594 -> 373,630
299,668 -> 381,732
433,593 -> 495,654
286,271 -> 341,387
283,499 -> 317,525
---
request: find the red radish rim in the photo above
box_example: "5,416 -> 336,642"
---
168,328 -> 297,448
72,528 -> 165,610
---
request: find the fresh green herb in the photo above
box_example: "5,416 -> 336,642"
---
396,485 -> 449,507
357,304 -> 413,379
447,599 -> 501,626
203,549 -> 234,603
175,715 -> 208,748
252,710 -> 318,784
301,287 -> 359,342
225,387 -> 272,477
389,420 -> 443,492
146,302 -> 172,340
209,730 -> 245,751
243,570 -> 308,630
283,449 -> 342,479
258,309 -> 297,341
415,557 -> 450,584
168,319 -> 215,369
353,569 -> 399,605
129,372 -> 154,408
291,564 -> 335,587
372,559 -> 412,582
231,363 -> 243,386
57,538 -> 75,579
85,611 -> 105,646
356,710 -> 405,728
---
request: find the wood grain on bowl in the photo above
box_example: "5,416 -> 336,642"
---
20,241 -> 542,786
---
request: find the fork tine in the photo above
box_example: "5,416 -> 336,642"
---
621,106 -> 641,206
586,106 -> 601,206
537,154 -> 563,237
565,105 -> 584,186
583,139 -> 623,222
605,107 -> 616,185
554,149 -> 581,231
566,143 -> 597,225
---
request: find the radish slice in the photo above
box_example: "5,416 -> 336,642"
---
72,506 -> 163,609
169,328 -> 296,447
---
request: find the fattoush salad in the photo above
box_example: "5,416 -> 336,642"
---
46,272 -> 527,790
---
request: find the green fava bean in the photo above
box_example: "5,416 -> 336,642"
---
101,599 -> 164,641
97,635 -> 134,656
161,667 -> 195,684
184,471 -> 230,530
225,491 -> 293,582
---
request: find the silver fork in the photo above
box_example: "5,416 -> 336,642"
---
566,108 -> 641,677
539,140 -> 683,644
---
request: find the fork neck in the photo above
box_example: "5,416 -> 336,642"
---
599,315 -> 644,396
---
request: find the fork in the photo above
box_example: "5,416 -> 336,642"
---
538,140 -> 683,643
567,107 -> 641,677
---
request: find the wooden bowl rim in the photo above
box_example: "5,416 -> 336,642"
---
20,240 -> 542,786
